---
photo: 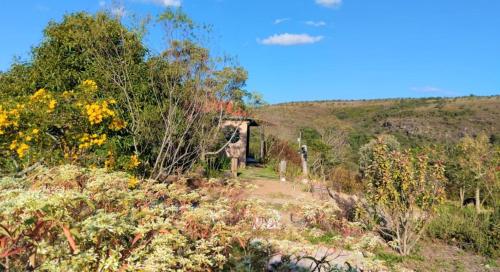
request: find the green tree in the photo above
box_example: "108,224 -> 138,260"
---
452,134 -> 493,211
362,139 -> 446,255
0,10 -> 252,178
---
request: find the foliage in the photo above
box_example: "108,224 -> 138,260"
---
361,137 -> 446,255
427,203 -> 500,257
0,81 -> 137,175
0,165 -> 271,271
0,11 -> 251,177
327,166 -> 363,194
301,127 -> 341,179
446,133 -> 496,208
358,134 -> 400,178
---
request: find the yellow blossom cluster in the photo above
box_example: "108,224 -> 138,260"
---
128,177 -> 139,189
0,105 -> 22,134
128,154 -> 141,169
8,129 -> 42,158
9,140 -> 29,158
84,101 -> 115,125
48,99 -> 57,113
79,133 -> 107,149
30,88 -> 58,113
30,88 -> 47,100
81,79 -> 98,92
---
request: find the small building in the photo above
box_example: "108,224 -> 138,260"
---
222,117 -> 261,168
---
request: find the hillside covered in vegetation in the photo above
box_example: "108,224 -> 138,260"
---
255,96 -> 499,168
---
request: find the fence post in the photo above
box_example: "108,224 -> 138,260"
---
279,160 -> 287,182
231,157 -> 238,178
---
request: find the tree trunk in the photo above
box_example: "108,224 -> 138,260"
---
459,187 -> 465,208
475,187 -> 481,213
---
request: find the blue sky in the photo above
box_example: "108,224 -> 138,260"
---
1,0 -> 499,103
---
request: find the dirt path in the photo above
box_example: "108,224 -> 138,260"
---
240,173 -> 387,271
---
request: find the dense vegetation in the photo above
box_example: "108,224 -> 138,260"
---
256,98 -> 500,260
0,10 -> 254,179
0,7 -> 498,271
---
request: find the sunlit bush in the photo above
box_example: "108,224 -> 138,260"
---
0,81 -> 138,175
0,165 -> 259,271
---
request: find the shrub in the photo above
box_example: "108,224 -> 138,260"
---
427,203 -> 499,257
361,138 -> 446,255
0,81 -> 138,175
0,165 -> 257,271
327,166 -> 363,194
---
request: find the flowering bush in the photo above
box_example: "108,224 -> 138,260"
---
0,165 -> 257,271
0,80 -> 139,175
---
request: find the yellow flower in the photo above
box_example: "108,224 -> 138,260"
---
31,88 -> 47,100
0,107 -> 8,135
32,128 -> 40,135
81,80 -> 98,92
128,177 -> 140,189
84,102 -> 115,125
47,99 -> 57,112
9,140 -> 17,151
129,155 -> 141,168
78,133 -> 107,149
93,134 -> 107,146
109,118 -> 127,131
16,143 -> 29,158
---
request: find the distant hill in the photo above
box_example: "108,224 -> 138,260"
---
254,96 -> 500,166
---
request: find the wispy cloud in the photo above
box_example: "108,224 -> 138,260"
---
315,0 -> 342,8
274,18 -> 290,24
259,33 -> 324,46
111,6 -> 126,17
305,20 -> 327,27
138,0 -> 181,7
411,86 -> 457,96
99,1 -> 106,7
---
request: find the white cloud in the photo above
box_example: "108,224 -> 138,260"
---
259,33 -> 324,46
305,20 -> 327,27
315,0 -> 342,8
99,1 -> 106,7
274,18 -> 290,24
140,0 -> 181,7
111,6 -> 126,17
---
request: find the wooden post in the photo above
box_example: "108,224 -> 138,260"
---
475,187 -> 481,212
279,160 -> 287,182
260,126 -> 265,162
300,145 -> 309,183
231,157 -> 238,178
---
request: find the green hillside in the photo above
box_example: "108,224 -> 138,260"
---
255,96 -> 500,167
